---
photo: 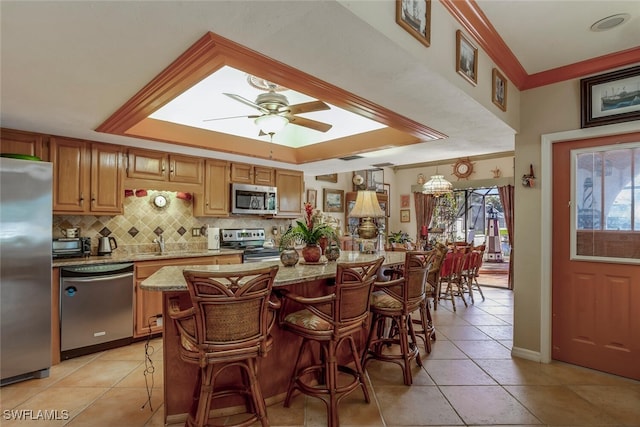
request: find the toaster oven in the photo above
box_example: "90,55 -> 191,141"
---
52,237 -> 91,258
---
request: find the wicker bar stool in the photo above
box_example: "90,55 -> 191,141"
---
411,243 -> 447,354
362,251 -> 434,385
279,257 -> 384,427
168,265 -> 280,427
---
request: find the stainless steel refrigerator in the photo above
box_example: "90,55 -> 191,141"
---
0,157 -> 52,385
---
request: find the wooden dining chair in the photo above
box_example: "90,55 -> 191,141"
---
466,245 -> 486,303
438,251 -> 469,312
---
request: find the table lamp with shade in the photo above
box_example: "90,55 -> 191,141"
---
348,190 -> 385,252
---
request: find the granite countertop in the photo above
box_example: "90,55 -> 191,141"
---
52,248 -> 244,267
140,251 -> 406,291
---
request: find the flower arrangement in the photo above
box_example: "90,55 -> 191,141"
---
279,202 -> 339,250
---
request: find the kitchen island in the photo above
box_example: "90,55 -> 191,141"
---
141,251 -> 405,425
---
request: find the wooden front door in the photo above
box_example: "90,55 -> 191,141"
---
552,132 -> 640,380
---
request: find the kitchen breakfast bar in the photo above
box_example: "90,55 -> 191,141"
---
141,251 -> 405,425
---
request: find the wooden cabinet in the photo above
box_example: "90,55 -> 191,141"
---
275,169 -> 303,217
344,191 -> 388,236
90,143 -> 124,214
50,137 -> 123,214
193,159 -> 230,217
133,254 -> 242,337
127,148 -> 203,184
230,163 -> 275,186
0,128 -> 47,160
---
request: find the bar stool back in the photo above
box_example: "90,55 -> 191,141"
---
362,250 -> 435,385
169,265 -> 280,427
279,257 -> 384,427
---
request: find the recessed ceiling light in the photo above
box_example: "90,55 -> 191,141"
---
590,13 -> 631,32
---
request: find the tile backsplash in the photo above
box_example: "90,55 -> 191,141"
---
53,191 -> 293,255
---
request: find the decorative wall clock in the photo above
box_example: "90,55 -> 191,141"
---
352,173 -> 366,190
452,158 -> 474,180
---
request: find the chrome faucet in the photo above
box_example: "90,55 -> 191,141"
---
154,234 -> 165,253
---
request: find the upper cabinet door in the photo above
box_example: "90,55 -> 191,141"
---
254,166 -> 275,186
169,154 -> 203,184
230,163 -> 253,184
195,159 -> 229,217
90,143 -> 123,214
0,128 -> 47,160
230,163 -> 275,186
50,137 -> 89,213
275,169 -> 303,217
127,148 -> 203,184
127,148 -> 167,181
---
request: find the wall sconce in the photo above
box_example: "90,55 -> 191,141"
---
522,164 -> 535,188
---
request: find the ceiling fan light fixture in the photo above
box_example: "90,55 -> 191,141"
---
254,114 -> 288,135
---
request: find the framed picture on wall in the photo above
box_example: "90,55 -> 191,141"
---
369,169 -> 385,192
492,68 -> 507,111
400,194 -> 411,208
323,189 -> 344,213
581,65 -> 640,128
306,189 -> 317,209
395,0 -> 431,48
383,183 -> 391,216
400,209 -> 411,223
316,173 -> 338,183
456,30 -> 477,86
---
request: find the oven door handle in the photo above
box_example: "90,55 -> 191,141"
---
62,272 -> 133,282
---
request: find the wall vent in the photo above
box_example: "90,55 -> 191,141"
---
371,162 -> 394,167
339,155 -> 364,161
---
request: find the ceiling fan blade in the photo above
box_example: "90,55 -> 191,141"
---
287,115 -> 332,132
286,100 -> 330,115
202,114 -> 258,122
223,93 -> 270,114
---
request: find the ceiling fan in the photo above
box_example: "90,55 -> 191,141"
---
204,82 -> 333,136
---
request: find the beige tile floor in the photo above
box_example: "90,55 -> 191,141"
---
2,281 -> 640,426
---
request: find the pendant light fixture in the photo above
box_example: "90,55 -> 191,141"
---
422,173 -> 453,197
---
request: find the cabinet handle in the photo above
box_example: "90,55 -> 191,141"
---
170,162 -> 175,175
79,192 -> 84,205
161,162 -> 166,174
91,193 -> 96,204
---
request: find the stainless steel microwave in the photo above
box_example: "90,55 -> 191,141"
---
231,183 -> 277,215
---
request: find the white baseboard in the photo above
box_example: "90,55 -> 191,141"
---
511,346 -> 543,363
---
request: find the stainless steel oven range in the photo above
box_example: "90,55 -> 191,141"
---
220,228 -> 281,263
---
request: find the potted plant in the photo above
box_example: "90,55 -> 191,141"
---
279,202 -> 339,263
387,231 -> 413,250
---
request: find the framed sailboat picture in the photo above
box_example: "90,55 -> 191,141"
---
396,0 -> 430,47
581,65 -> 640,128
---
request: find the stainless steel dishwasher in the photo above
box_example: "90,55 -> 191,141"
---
60,263 -> 134,359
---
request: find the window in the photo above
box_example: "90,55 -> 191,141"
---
573,144 -> 640,262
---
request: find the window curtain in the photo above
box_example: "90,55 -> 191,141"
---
498,184 -> 514,289
413,192 -> 437,243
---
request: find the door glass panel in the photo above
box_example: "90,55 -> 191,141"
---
636,149 -> 640,230
572,143 -> 640,263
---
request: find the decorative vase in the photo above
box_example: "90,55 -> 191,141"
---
280,248 -> 299,267
318,236 -> 328,255
301,243 -> 322,263
325,244 -> 340,261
